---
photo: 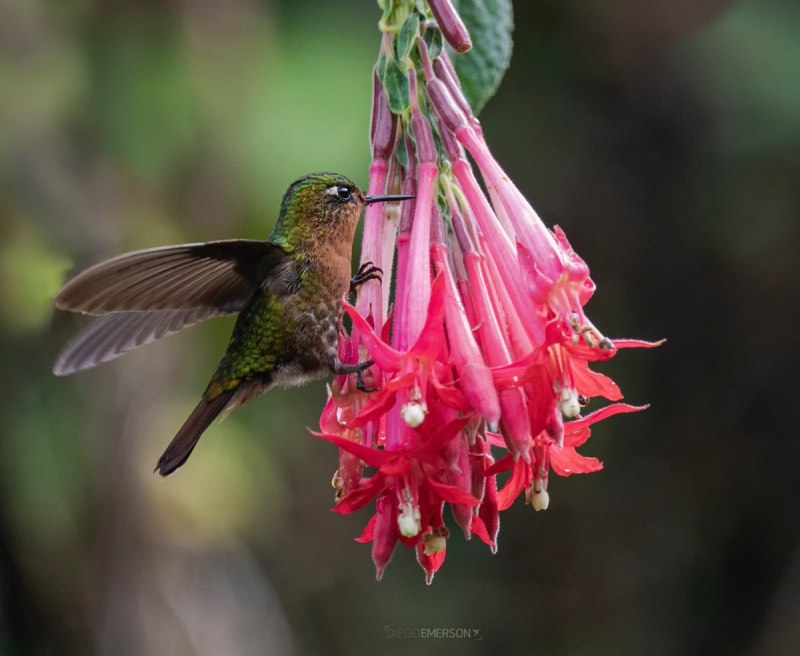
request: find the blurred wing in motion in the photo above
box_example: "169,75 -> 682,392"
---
53,239 -> 299,375
53,308 -> 230,376
54,240 -> 289,315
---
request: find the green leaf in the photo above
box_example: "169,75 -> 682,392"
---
451,0 -> 514,115
380,57 -> 410,114
396,12 -> 421,62
423,25 -> 444,59
394,132 -> 409,167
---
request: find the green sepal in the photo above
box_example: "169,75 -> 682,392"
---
451,0 -> 514,115
394,132 -> 409,168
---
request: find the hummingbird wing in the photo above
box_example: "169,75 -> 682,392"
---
54,240 -> 303,375
55,240 -> 291,315
53,308 -> 229,376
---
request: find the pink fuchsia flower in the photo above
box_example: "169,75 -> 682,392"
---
488,403 -> 649,511
343,273 -> 447,432
312,412 -> 479,581
314,3 -> 661,582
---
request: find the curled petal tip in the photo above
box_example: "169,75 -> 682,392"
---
611,337 -> 667,349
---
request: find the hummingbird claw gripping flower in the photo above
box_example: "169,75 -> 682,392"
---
316,1 -> 661,582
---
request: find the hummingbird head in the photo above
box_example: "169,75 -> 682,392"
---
280,172 -> 364,225
273,172 -> 412,251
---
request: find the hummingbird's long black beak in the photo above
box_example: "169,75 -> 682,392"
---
365,194 -> 415,204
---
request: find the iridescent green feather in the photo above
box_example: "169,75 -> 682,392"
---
207,293 -> 287,392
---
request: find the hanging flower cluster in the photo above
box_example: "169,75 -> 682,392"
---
314,0 -> 661,583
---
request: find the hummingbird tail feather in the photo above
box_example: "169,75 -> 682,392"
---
156,389 -> 237,476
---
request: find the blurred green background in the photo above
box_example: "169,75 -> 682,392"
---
2,0 -> 799,654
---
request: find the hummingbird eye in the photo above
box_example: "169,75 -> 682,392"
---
336,186 -> 352,202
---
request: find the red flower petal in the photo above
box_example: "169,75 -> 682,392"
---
427,477 -> 480,507
344,388 -> 397,427
333,473 -> 386,513
569,402 -> 648,431
485,453 -> 514,477
563,426 -> 591,448
470,514 -> 496,550
355,513 -> 378,543
550,446 -> 602,476
408,273 -> 446,361
613,338 -> 666,349
310,431 -> 390,468
483,431 -> 506,449
490,349 -> 541,389
379,454 -> 413,477
430,371 -> 473,412
414,415 -> 472,458
343,300 -> 403,370
496,458 -> 531,510
380,310 -> 393,343
571,360 -> 622,401
415,541 -> 446,585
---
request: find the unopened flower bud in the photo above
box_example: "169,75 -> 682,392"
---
427,77 -> 468,133
428,0 -> 472,53
370,67 -> 397,159
438,117 -> 464,161
410,109 -> 436,163
433,56 -> 472,119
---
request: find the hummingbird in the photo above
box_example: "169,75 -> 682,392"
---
53,172 -> 413,475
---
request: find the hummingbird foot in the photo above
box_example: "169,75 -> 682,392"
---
331,358 -> 377,393
350,261 -> 383,295
355,368 -> 376,394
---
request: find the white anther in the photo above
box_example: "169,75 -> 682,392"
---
531,489 -> 550,511
401,401 -> 427,427
397,502 -> 421,537
558,387 -> 581,419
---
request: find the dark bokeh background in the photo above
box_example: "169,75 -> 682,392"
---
2,1 -> 799,654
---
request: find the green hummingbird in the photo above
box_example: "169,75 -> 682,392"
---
53,172 -> 412,475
